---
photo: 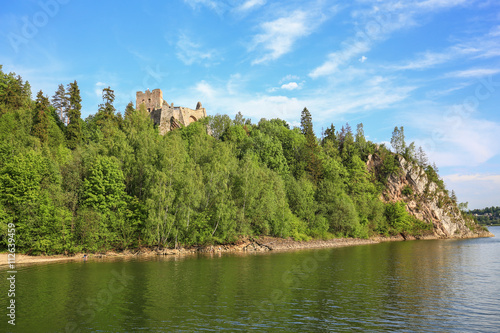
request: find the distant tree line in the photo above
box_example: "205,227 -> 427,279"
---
470,207 -> 500,225
1,66 -> 436,254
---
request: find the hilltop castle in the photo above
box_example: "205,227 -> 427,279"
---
136,89 -> 207,135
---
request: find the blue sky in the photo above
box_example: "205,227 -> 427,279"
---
1,0 -> 499,209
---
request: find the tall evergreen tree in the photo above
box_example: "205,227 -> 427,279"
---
124,102 -> 135,119
391,126 -> 406,155
416,146 -> 428,167
323,124 -> 336,145
66,80 -> 82,149
96,87 -> 117,127
32,90 -> 50,144
51,84 -> 69,125
300,107 -> 322,183
99,87 -> 116,117
300,107 -> 315,145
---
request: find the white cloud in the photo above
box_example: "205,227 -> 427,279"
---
444,174 -> 500,183
235,0 -> 266,12
391,50 -> 454,70
446,68 -> 500,78
280,74 -> 300,84
174,72 -> 415,128
310,0 -> 479,78
176,34 -> 216,66
442,173 -> 500,209
251,9 -> 327,64
309,40 -> 371,78
416,0 -> 469,10
95,81 -> 107,97
183,0 -> 221,12
281,82 -> 299,90
407,106 -> 500,168
359,56 -> 367,63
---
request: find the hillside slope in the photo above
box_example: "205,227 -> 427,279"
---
369,154 -> 493,239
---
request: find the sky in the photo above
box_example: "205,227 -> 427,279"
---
1,0 -> 499,209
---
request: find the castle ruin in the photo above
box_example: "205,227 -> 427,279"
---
136,89 -> 207,135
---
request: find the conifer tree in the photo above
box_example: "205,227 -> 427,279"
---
300,107 -> 322,183
66,80 -> 82,149
416,146 -> 428,167
300,107 -> 315,146
391,126 -> 406,155
51,84 -> 69,125
96,87 -> 116,127
124,102 -> 135,119
32,90 -> 50,144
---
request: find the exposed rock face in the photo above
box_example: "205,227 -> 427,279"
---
368,154 -> 493,239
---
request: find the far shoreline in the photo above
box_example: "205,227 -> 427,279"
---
0,230 -> 494,267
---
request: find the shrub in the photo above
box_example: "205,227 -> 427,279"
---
402,185 -> 413,196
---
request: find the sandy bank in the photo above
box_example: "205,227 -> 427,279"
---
0,231 -> 493,267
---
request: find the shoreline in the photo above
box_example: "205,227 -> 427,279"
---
1,231 -> 494,267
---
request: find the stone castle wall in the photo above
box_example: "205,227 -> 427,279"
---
136,89 -> 206,135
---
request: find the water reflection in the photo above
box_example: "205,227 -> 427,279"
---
2,228 -> 499,332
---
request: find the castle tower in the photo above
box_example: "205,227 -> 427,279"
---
135,89 -> 207,135
136,88 -> 164,112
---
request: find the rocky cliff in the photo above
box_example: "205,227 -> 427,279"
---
368,154 -> 493,239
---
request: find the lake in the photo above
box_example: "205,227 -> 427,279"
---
2,226 -> 500,332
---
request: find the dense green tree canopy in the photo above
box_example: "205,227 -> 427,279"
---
0,67 -> 444,254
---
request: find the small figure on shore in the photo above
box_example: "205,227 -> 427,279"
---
83,254 -> 87,261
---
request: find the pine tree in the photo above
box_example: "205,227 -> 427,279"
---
300,107 -> 322,183
391,126 -> 406,154
52,84 -> 69,125
451,190 -> 457,203
323,124 -> 336,146
66,80 -> 82,149
300,107 -> 315,145
96,87 -> 116,125
124,102 -> 135,119
355,123 -> 367,154
32,90 -> 50,144
416,146 -> 428,167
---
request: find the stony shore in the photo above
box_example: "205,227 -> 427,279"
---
0,231 -> 493,267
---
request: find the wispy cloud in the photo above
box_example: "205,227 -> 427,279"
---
442,173 -> 500,208
183,0 -> 223,13
444,173 -> 500,183
391,51 -> 454,70
235,0 -> 266,13
408,105 -> 500,168
309,0 -> 478,78
176,33 -> 216,66
251,9 -> 329,64
446,68 -> 500,78
174,72 -> 415,127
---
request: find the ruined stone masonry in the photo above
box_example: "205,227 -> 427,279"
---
136,89 -> 207,135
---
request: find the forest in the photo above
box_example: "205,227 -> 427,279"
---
1,66 -> 440,254
470,207 -> 500,225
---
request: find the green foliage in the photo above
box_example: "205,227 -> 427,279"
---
470,206 -> 500,225
32,91 -> 50,144
391,126 -> 405,155
402,185 -> 413,196
66,81 -> 82,149
1,68 -> 478,254
384,201 -> 431,236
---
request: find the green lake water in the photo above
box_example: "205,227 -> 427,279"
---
2,226 -> 500,332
